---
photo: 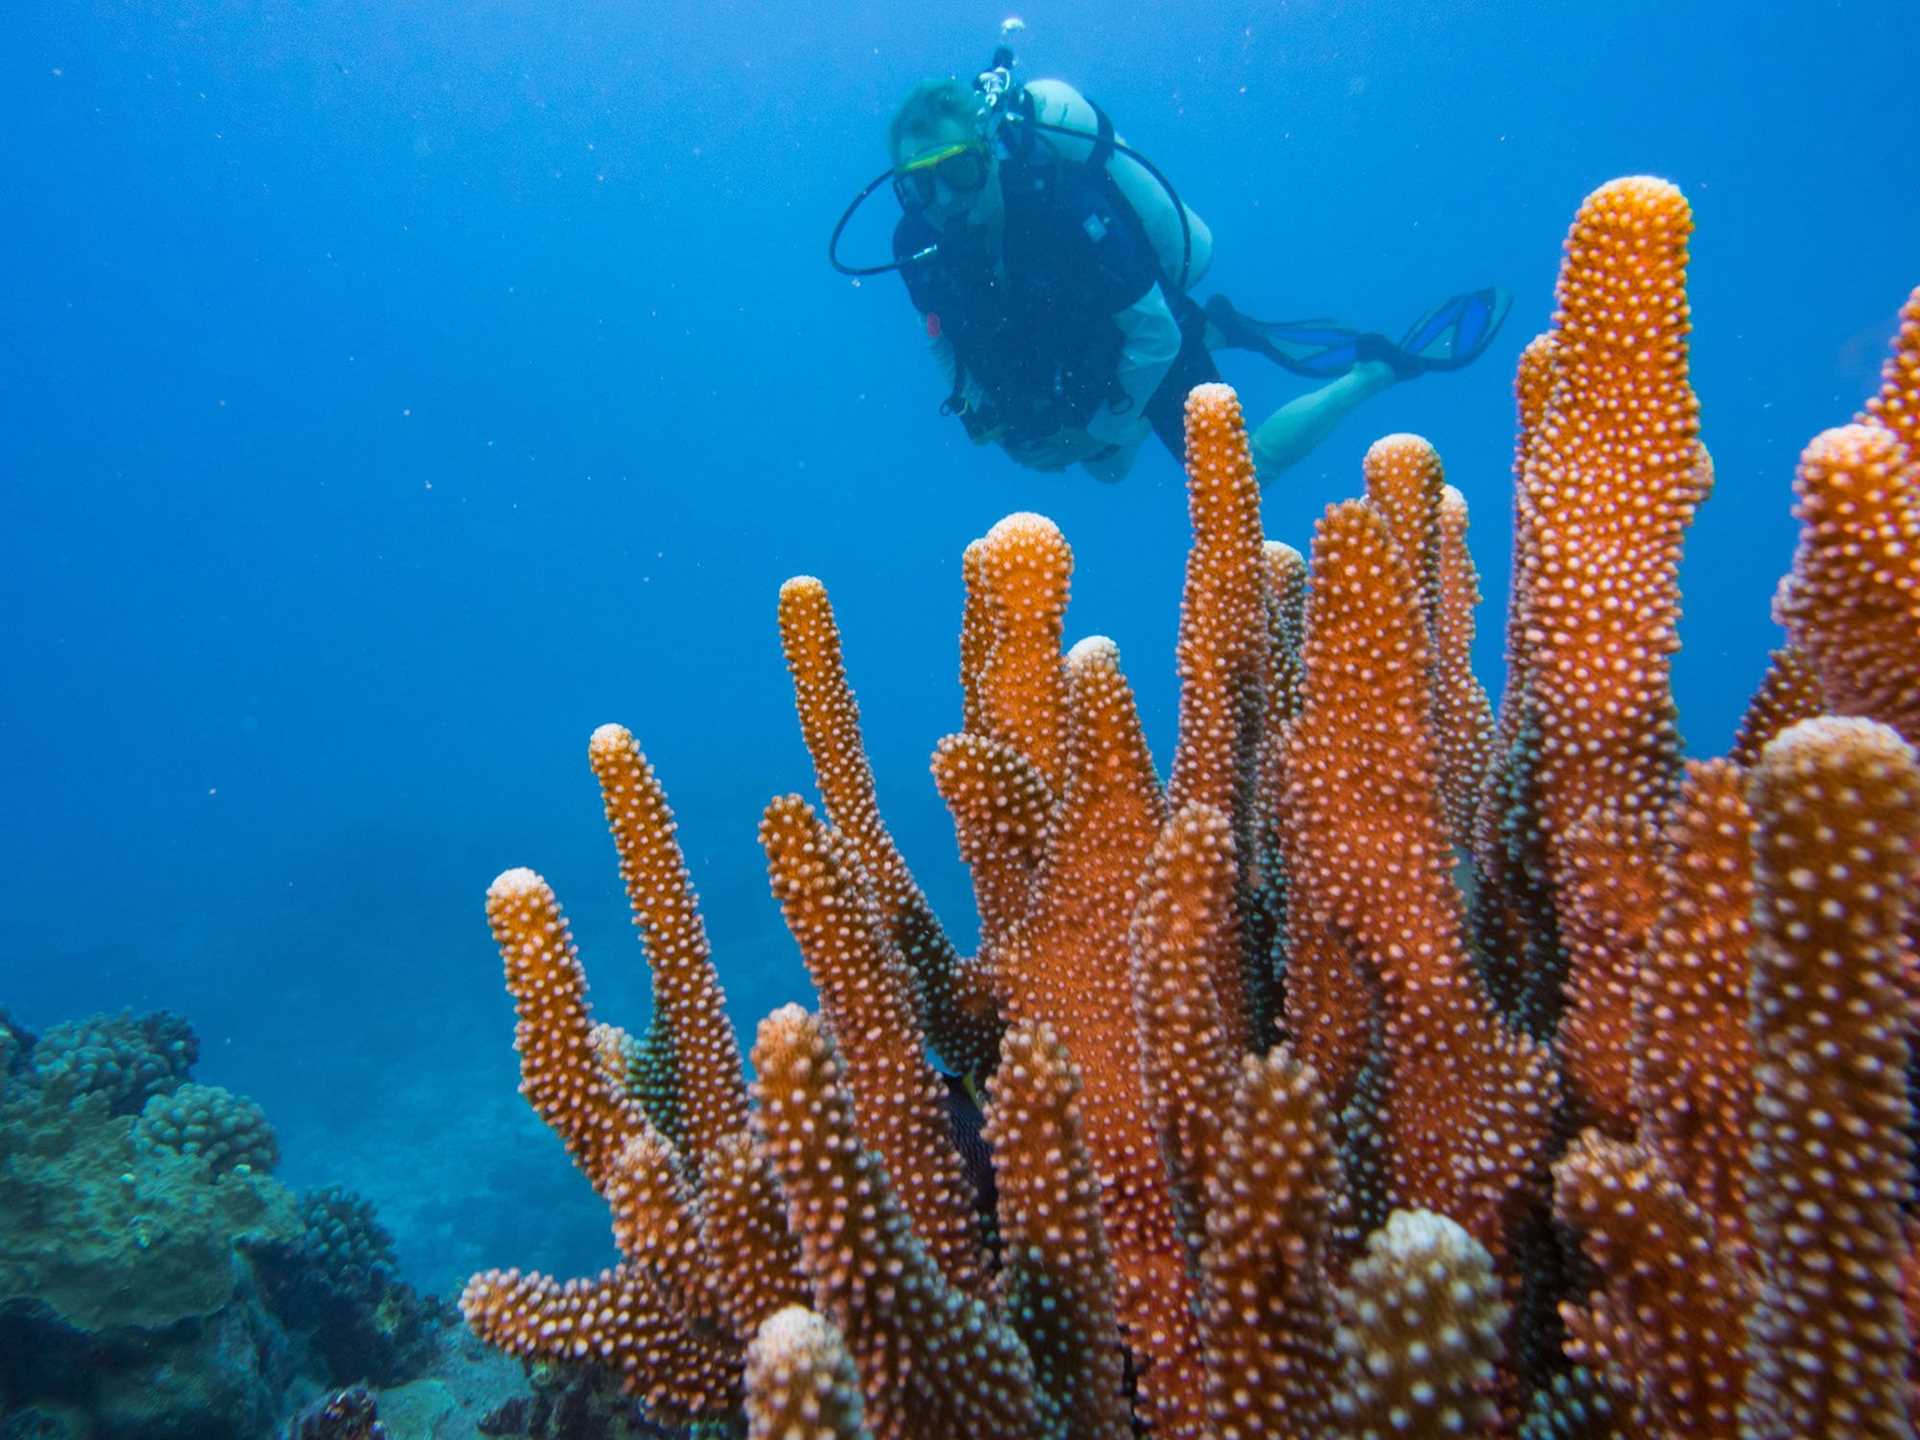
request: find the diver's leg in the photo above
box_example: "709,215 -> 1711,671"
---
1248,360 -> 1397,481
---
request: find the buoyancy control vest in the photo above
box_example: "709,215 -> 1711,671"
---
893,93 -> 1173,443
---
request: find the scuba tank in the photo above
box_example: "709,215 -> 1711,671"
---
1013,78 -> 1214,291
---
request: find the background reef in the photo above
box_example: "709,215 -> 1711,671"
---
1,1000 -> 732,1438
0,1006 -> 490,1438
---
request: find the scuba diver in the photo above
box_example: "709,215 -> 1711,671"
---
829,37 -> 1510,484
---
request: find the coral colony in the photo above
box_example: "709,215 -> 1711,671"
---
460,178 -> 1920,1438
0,1008 -> 442,1437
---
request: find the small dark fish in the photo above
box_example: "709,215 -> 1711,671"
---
940,1069 -> 1000,1235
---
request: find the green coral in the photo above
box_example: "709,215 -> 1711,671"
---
0,1084 -> 299,1331
1520,1366 -> 1622,1440
134,1080 -> 280,1175
628,1008 -> 685,1153
31,1008 -> 198,1114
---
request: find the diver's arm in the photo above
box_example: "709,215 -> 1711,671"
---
1249,361 -> 1398,479
1085,282 -> 1182,448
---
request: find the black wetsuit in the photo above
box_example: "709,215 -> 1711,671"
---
894,147 -> 1217,459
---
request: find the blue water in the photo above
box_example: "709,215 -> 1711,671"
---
5,1 -> 1915,1293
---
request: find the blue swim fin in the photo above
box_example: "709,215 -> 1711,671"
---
1389,286 -> 1513,374
1205,287 -> 1511,381
1203,294 -> 1372,379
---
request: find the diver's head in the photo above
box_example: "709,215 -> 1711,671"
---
888,78 -> 997,230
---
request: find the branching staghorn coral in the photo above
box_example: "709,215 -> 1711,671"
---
744,1306 -> 870,1440
757,793 -> 989,1299
1330,1209 -> 1509,1438
983,1020 -> 1132,1440
1742,717 -> 1918,1438
750,1004 -> 1046,1440
1775,289 -> 1920,750
459,179 -> 1920,1440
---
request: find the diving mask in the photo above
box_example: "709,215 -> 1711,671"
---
892,141 -> 991,211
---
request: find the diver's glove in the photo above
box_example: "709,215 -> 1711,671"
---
1005,426 -> 1103,472
955,400 -> 1008,446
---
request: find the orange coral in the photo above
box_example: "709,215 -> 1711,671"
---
1862,286 -> 1920,451
1470,332 -> 1564,1033
1774,423 -> 1920,747
1329,1209 -> 1508,1438
1477,330 -> 1558,854
1520,176 -> 1705,849
995,634 -> 1209,1437
778,576 -> 998,1077
1477,177 -> 1710,1076
757,794 -> 987,1297
1247,538 -> 1309,1042
1550,717 -> 1920,1438
588,724 -> 749,1182
480,866 -> 641,1192
1730,647 -> 1825,769
1361,433 -> 1445,637
455,178 -> 1920,1440
1128,801 -> 1241,1259
1168,383 -> 1271,1050
966,513 -> 1074,795
1278,906 -> 1377,1123
744,1307 -> 871,1440
697,1130 -> 809,1344
1197,1047 -> 1345,1439
1552,1132 -> 1748,1436
1286,498 -> 1554,1253
1741,717 -> 1920,1439
1498,331 -> 1559,719
1261,540 -> 1308,723
1169,382 -> 1269,827
461,1263 -> 740,1416
984,1022 -> 1132,1440
1555,806 -> 1663,1135
465,840 -> 796,1405
1359,440 -> 1493,853
462,866 -> 741,1414
1630,760 -> 1755,1255
1433,485 -> 1495,851
959,538 -> 992,738
603,1129 -> 714,1328
928,730 -> 1050,977
750,1005 -> 1045,1440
